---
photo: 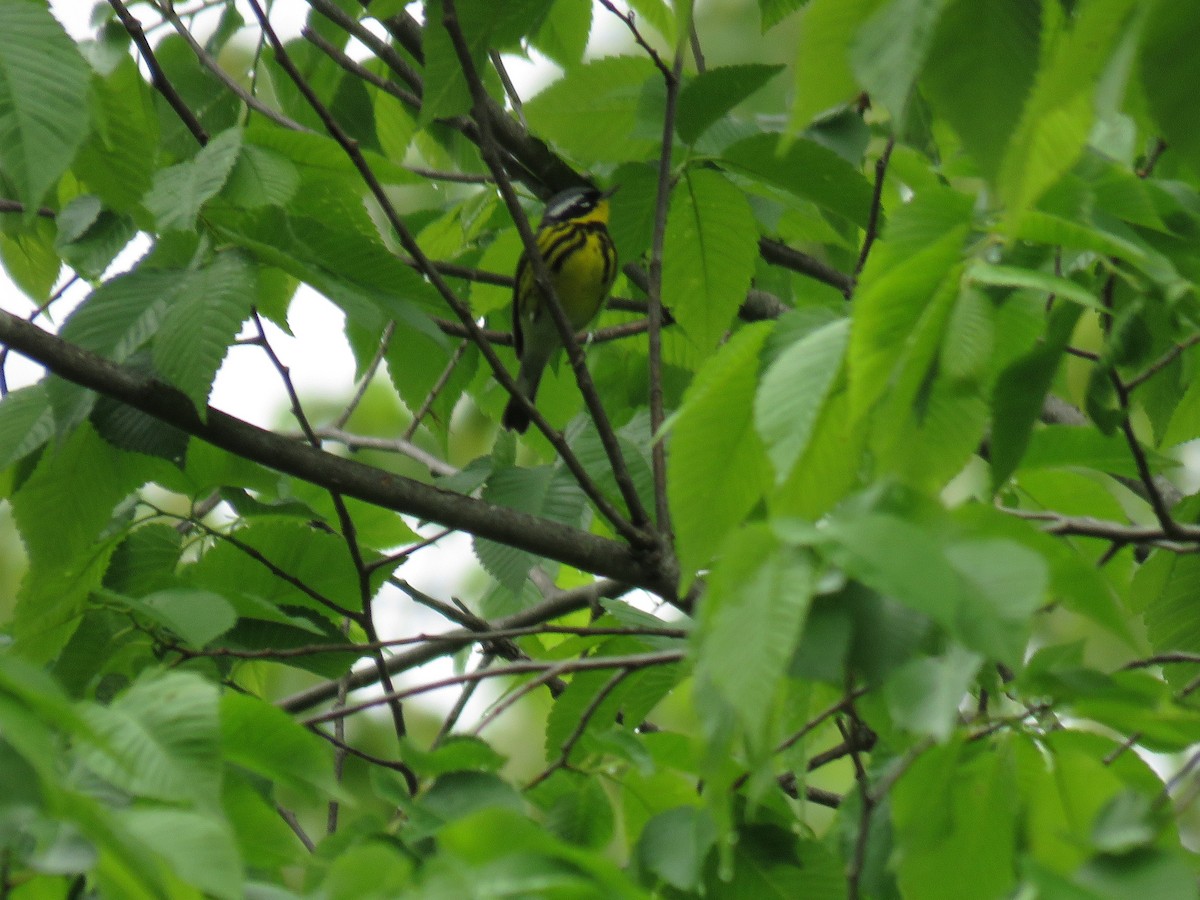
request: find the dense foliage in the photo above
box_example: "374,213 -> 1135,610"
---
4,0 -> 1200,896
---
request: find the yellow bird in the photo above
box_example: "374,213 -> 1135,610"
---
502,186 -> 618,433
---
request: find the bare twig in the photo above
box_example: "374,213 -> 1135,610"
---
760,238 -> 855,298
645,47 -> 685,537
0,312 -> 662,590
402,340 -> 468,441
489,50 -> 526,127
302,25 -> 422,109
525,667 -> 632,789
0,199 -> 57,219
1110,371 -> 1181,537
597,0 -> 673,80
109,0 -> 209,145
440,0 -> 658,547
276,805 -> 316,853
147,502 -> 360,619
278,579 -> 632,712
434,652 -> 495,747
302,650 -> 683,727
257,0 -> 649,549
330,322 -> 395,431
854,136 -> 895,278
157,1 -> 308,131
249,312 -> 414,764
1126,333 -> 1200,391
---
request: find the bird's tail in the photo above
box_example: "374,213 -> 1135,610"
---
501,369 -> 542,433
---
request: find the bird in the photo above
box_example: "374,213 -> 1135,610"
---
501,185 -> 618,433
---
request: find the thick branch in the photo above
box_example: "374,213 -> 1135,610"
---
0,312 -> 669,594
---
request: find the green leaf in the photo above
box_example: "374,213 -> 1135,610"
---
220,144 -> 300,210
1076,850 -> 1199,899
117,806 -> 242,900
634,806 -> 717,891
920,0 -> 1040,180
0,0 -> 90,209
990,302 -> 1081,489
152,251 -> 255,412
528,770 -> 615,849
759,0 -> 807,31
695,524 -> 813,737
723,133 -> 873,227
220,692 -> 348,802
0,383 -> 54,471
0,219 -> 60,301
74,55 -> 161,212
821,511 -> 965,632
47,268 -> 179,431
54,194 -> 138,279
946,538 -> 1045,665
997,0 -> 1139,219
851,0 -> 950,126
79,671 -> 221,806
531,0 -> 593,67
884,644 -> 982,741
966,261 -> 1102,310
667,323 -> 773,583
9,423 -> 152,575
186,520 -> 366,617
1139,0 -> 1200,178
891,740 -> 1018,900
755,318 -> 848,482
788,0 -> 877,130
677,64 -> 784,144
475,464 -> 586,590
848,224 -> 968,421
1091,791 -> 1161,855
143,127 -> 243,232
524,56 -> 663,165
116,588 -> 238,649
662,168 -> 759,361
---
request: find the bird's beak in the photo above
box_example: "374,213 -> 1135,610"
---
600,185 -> 619,199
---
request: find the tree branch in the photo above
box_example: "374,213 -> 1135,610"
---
0,311 -> 669,593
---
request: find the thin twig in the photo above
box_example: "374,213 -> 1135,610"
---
854,136 -> 895,279
303,0 -> 423,95
1110,371 -> 1181,537
0,273 -> 79,395
731,686 -> 869,792
302,25 -> 422,109
525,667 -> 632,789
645,45 -> 684,537
489,50 -> 526,127
147,503 -> 360,619
597,0 -> 673,79
688,18 -> 706,73
0,199 -> 56,219
249,312 -> 413,764
1126,333 -> 1200,391
276,805 -> 317,853
279,580 -> 631,712
108,0 -> 209,145
433,653 -> 495,746
312,428 -> 458,476
403,340 -> 468,441
440,0 -> 658,545
330,322 -> 395,431
760,238 -> 855,298
157,1 -> 308,131
302,650 -> 684,727
257,0 -> 648,548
